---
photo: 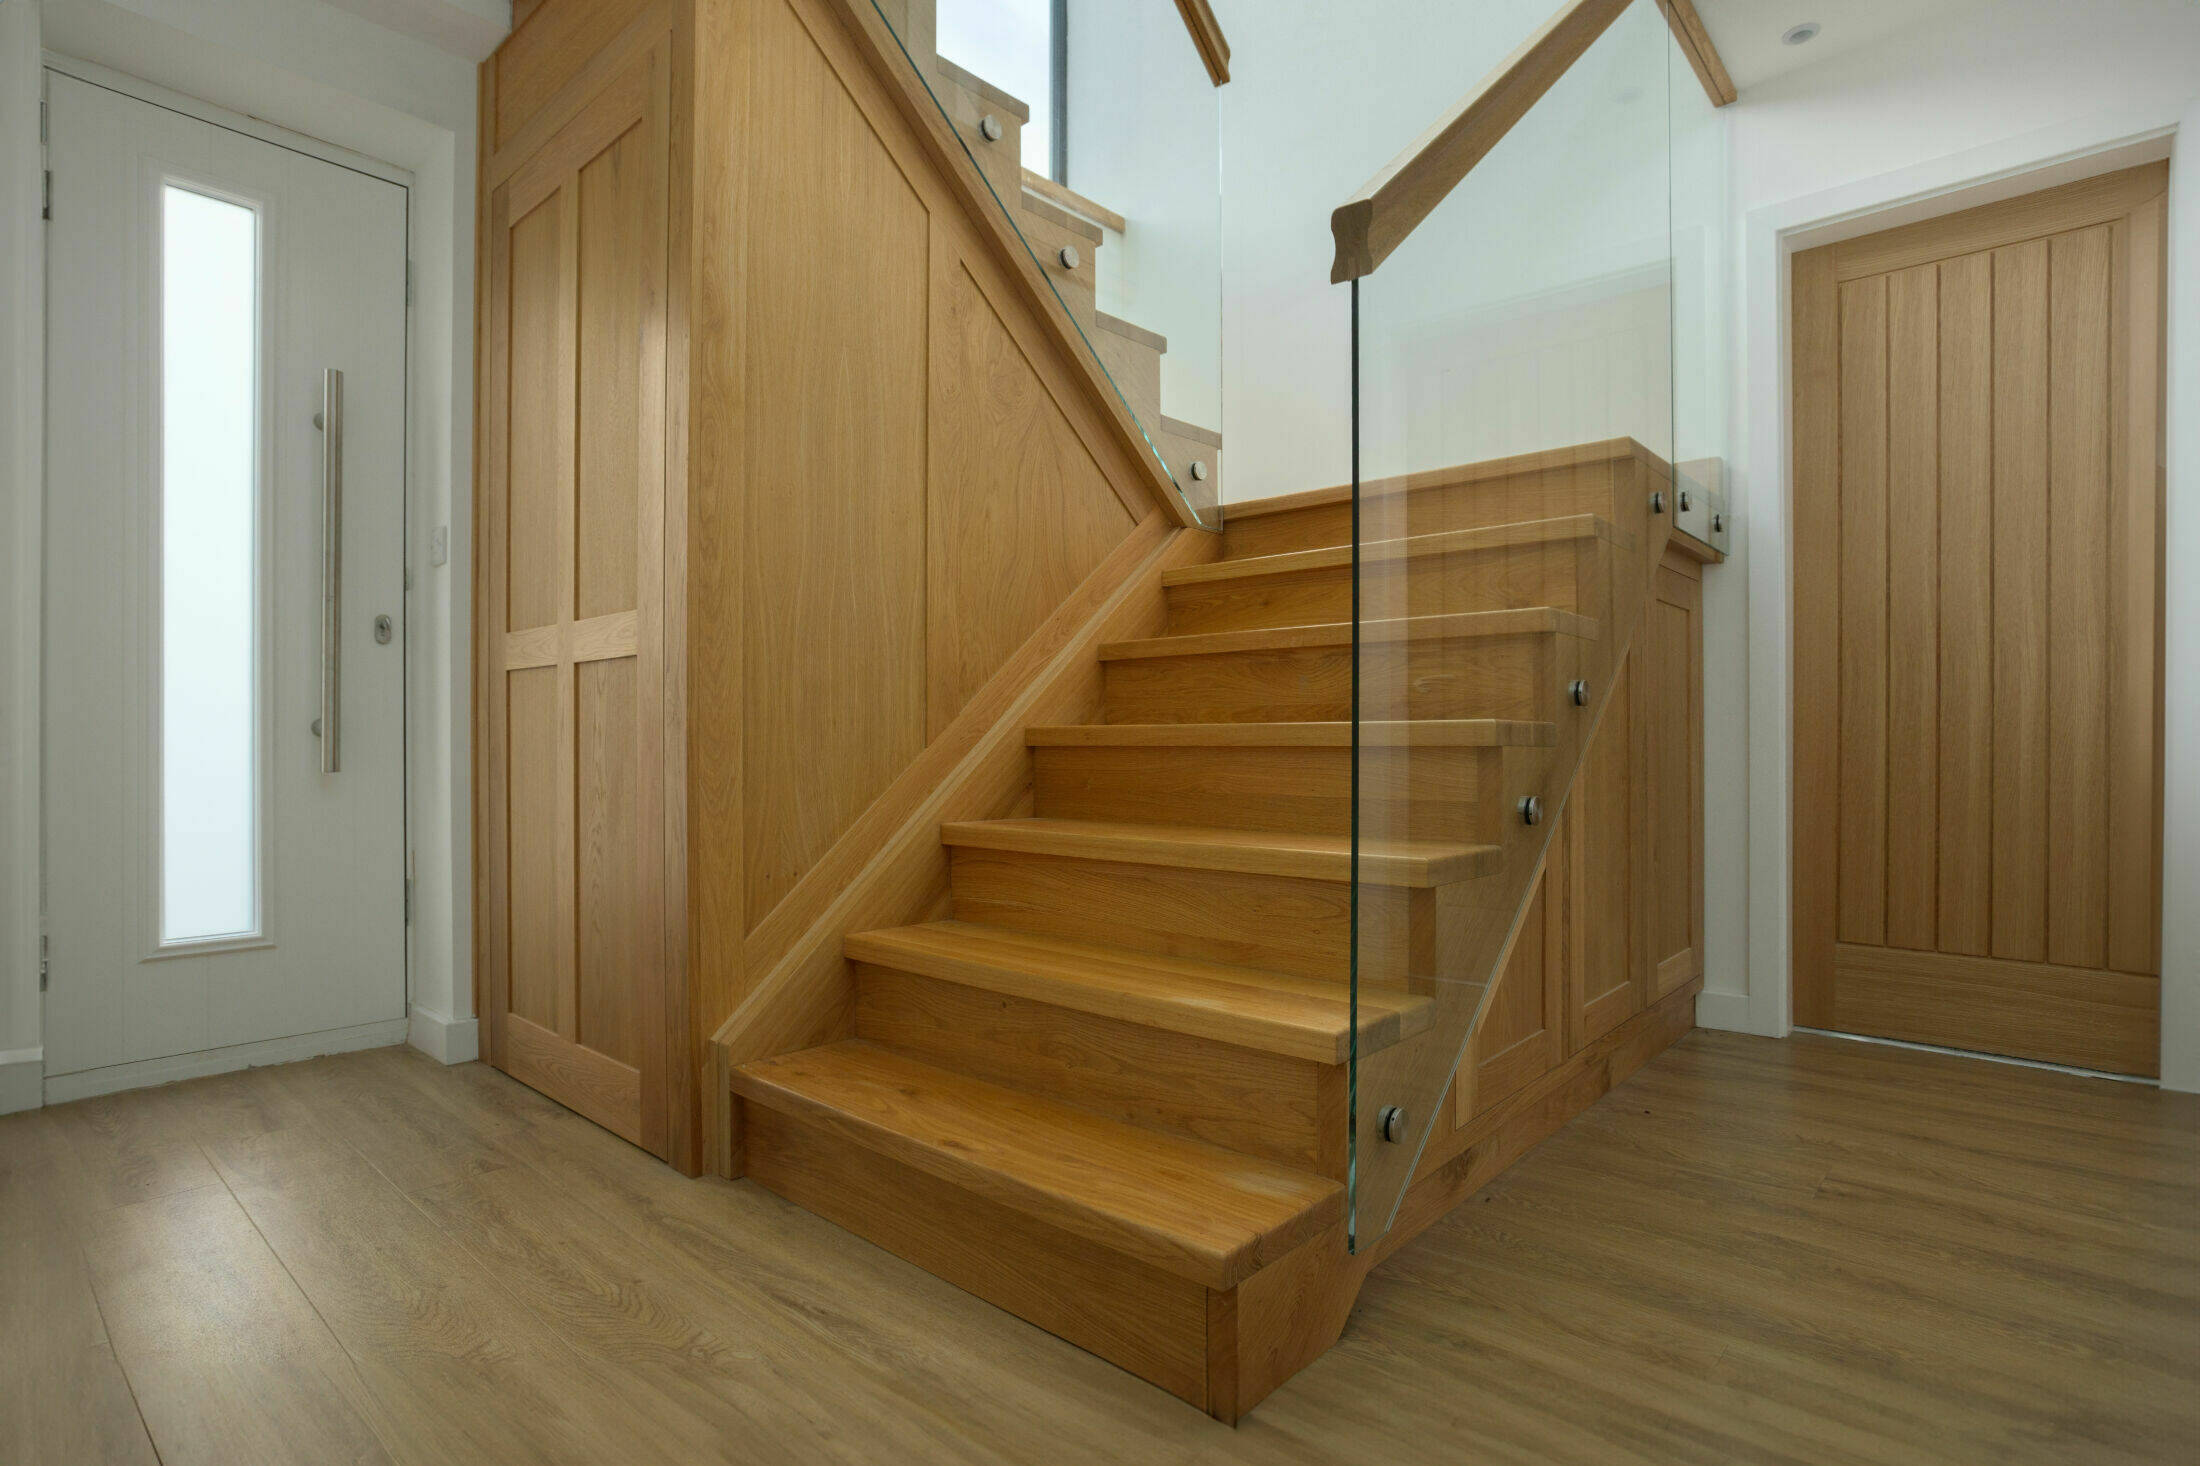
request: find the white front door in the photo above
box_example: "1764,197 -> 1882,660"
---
42,70 -> 409,1094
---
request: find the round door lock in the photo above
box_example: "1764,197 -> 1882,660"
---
978,114 -> 1004,143
1379,1106 -> 1408,1143
1057,244 -> 1081,271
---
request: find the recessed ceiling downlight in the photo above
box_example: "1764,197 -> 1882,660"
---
1782,21 -> 1822,45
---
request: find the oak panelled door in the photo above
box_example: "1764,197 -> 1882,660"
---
1793,163 -> 2167,1076
482,45 -> 674,1151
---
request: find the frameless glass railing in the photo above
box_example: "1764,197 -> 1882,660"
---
864,0 -> 1224,526
1336,0 -> 1683,1251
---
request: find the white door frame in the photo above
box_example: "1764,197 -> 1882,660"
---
1733,106 -> 2191,1085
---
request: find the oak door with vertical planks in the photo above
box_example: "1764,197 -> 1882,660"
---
1792,163 -> 2166,1076
482,45 -> 672,1150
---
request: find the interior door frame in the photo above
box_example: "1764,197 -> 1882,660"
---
1732,117 -> 2187,1077
35,54 -> 416,1084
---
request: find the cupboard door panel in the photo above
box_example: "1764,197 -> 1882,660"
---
483,44 -> 672,1154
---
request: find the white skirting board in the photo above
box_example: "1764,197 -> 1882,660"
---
0,1048 -> 41,1114
407,1004 -> 480,1064
40,1019 -> 410,1106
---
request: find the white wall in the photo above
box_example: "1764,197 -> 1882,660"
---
1211,0 -> 1550,500
2,0 -> 497,1106
2161,96 -> 2200,1091
1717,0 -> 2200,1070
1,0 -> 48,1113
1068,0 -> 1222,431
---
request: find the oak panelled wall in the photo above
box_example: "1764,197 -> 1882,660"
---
477,0 -> 1163,1170
1461,542 -> 1706,1125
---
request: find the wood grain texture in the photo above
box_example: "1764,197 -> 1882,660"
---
1330,0 -> 1631,281
845,921 -> 1430,1064
11,1033 -> 2191,1463
1835,273 -> 1889,948
2045,225 -> 2111,971
732,1041 -> 1341,1288
741,0 -> 930,933
480,38 -> 669,1158
927,251 -> 1138,735
1937,250 -> 1995,957
1172,0 -> 1231,86
854,965 -> 1333,1168
1829,943 -> 2160,1077
1655,0 -> 1736,106
1792,171 -> 2166,1073
1991,237 -> 2052,963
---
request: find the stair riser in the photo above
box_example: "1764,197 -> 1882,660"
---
1012,208 -> 1098,331
950,847 -> 1431,982
930,70 -> 1025,204
1033,742 -> 1507,843
741,1099 -> 1217,1408
1102,630 -> 1585,725
1222,459 -> 1635,560
1167,537 -> 1606,635
855,965 -> 1337,1171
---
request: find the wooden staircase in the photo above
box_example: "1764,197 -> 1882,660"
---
730,440 -> 1684,1421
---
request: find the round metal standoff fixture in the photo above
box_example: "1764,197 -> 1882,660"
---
1189,460 -> 1208,482
1520,794 -> 1544,826
1379,1106 -> 1408,1143
1679,488 -> 1693,513
1057,244 -> 1081,271
1712,512 -> 1727,535
1569,678 -> 1589,707
978,114 -> 1004,142
1650,490 -> 1667,515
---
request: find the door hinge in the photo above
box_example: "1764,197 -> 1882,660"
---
39,934 -> 49,992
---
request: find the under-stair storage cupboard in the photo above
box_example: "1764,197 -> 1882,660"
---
474,0 -> 1204,1172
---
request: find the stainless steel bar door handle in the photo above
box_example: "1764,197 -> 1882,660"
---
314,367 -> 343,774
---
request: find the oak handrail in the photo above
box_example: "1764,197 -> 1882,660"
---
1328,0 -> 1630,283
1174,0 -> 1231,86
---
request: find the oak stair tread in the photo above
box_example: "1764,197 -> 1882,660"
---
1165,514 -> 1619,587
1216,437 -> 1660,521
1025,718 -> 1555,749
846,920 -> 1433,1063
1099,606 -> 1597,662
731,1039 -> 1341,1289
940,816 -> 1500,887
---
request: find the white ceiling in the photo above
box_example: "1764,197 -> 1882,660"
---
318,0 -> 510,62
1691,0 -> 1991,91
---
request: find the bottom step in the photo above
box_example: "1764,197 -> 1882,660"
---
734,1040 -> 1344,1417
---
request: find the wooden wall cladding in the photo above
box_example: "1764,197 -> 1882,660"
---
730,0 -> 1144,944
1459,541 -> 1705,1125
482,0 -> 1171,1169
